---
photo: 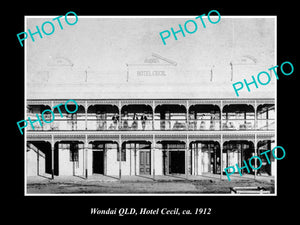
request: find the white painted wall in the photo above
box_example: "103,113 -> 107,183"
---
58,147 -> 84,176
27,144 -> 45,176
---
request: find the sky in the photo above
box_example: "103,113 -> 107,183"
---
26,16 -> 275,73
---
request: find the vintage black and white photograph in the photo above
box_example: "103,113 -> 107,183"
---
24,15 -> 276,195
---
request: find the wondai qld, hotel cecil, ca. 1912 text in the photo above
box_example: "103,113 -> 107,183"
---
90,207 -> 211,216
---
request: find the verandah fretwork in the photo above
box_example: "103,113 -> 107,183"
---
26,98 -> 275,180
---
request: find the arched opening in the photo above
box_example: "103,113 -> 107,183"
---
122,141 -> 152,175
52,105 -> 85,130
257,104 -> 275,130
257,140 -> 273,176
189,104 -> 221,130
121,105 -> 153,130
87,105 -> 119,130
27,141 -> 52,176
89,141 -> 116,175
56,141 -> 84,176
27,105 -> 51,131
158,140 -> 186,174
155,105 -> 187,130
223,140 -> 254,175
190,141 -> 220,175
222,104 -> 255,130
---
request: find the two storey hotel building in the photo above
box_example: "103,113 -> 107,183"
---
25,54 -> 276,180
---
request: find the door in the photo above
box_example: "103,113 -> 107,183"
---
93,151 -> 104,174
139,151 -> 151,175
169,151 -> 185,174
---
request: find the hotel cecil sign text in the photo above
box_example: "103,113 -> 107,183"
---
126,53 -> 177,82
137,70 -> 166,76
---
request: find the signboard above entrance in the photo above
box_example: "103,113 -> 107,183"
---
126,53 -> 177,83
137,70 -> 166,76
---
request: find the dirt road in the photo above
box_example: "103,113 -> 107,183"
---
27,179 -> 274,194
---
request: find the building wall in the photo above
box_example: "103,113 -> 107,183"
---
106,149 -> 122,176
58,147 -> 84,176
87,147 -> 165,176
153,150 -> 163,175
87,150 -> 93,176
27,144 -> 45,176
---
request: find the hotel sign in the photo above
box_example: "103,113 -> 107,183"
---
137,70 -> 166,76
126,53 -> 176,82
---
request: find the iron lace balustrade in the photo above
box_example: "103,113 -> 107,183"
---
188,119 -> 221,130
25,117 -> 274,131
222,119 -> 255,130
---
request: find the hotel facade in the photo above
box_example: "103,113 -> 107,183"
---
25,53 -> 276,180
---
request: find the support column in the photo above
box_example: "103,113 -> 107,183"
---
199,143 -> 202,175
208,144 -> 211,173
254,134 -> 257,179
220,100 -> 223,130
195,143 -> 198,176
85,101 -> 88,130
185,135 -> 189,179
254,100 -> 257,130
51,134 -> 54,179
119,135 -> 122,180
129,144 -> 132,176
192,145 -> 194,175
220,135 -> 223,180
50,101 -> 54,130
166,148 -> 169,175
118,101 -> 122,130
85,134 -> 88,179
152,135 -> 156,180
134,145 -> 137,176
104,146 -> 107,176
186,100 -> 189,130
152,100 -> 155,130
266,106 -> 269,130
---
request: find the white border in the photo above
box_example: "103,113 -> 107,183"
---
24,15 -> 277,196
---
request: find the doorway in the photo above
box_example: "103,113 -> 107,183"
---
139,150 -> 151,175
93,151 -> 104,174
169,151 -> 185,174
